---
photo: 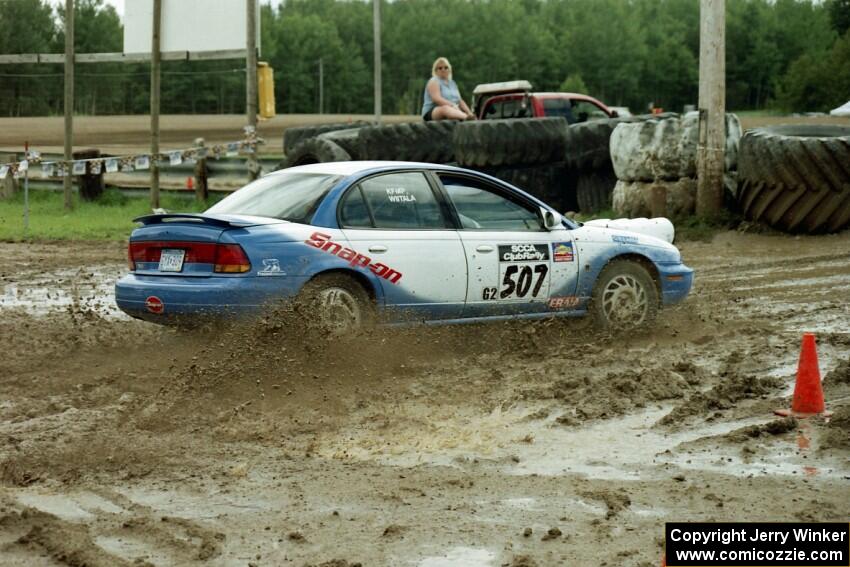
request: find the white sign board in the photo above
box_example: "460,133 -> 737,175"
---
124,0 -> 259,54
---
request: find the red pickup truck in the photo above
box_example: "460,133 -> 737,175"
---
473,80 -> 617,123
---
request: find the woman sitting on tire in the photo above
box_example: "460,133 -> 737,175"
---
422,57 -> 475,122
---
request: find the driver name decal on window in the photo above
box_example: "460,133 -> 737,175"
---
498,244 -> 549,262
385,187 -> 417,203
305,232 -> 403,284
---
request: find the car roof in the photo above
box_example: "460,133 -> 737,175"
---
270,161 -> 462,177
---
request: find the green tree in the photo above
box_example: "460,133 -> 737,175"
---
559,75 -> 588,94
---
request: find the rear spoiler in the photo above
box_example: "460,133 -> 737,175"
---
132,213 -> 255,228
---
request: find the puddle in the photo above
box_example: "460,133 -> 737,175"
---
418,546 -> 497,567
0,265 -> 126,318
320,404 -> 850,481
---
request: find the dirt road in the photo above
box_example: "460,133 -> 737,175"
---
1,230 -> 848,566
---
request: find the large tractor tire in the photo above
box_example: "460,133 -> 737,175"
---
576,165 -> 617,214
612,178 -> 697,219
563,115 -> 664,171
357,121 -> 456,163
480,162 -> 578,213
610,113 -> 741,181
283,122 -> 368,155
283,137 -> 351,168
737,125 -> 850,234
320,128 -> 363,159
453,117 -> 568,168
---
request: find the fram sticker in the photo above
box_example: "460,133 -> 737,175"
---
612,234 -> 639,245
552,242 -> 574,262
548,296 -> 579,310
306,232 -> 403,284
498,244 -> 549,262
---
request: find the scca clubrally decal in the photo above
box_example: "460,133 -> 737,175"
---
499,244 -> 549,262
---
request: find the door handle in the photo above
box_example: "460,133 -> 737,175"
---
476,245 -> 494,253
368,245 -> 388,253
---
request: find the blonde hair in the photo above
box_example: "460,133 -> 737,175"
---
431,57 -> 452,80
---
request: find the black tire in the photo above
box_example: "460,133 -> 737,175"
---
453,117 -> 568,168
299,273 -> 373,334
737,125 -> 850,233
565,116 -> 642,171
283,137 -> 351,168
319,128 -> 363,159
358,121 -> 456,163
283,122 -> 368,155
479,162 -> 578,213
576,165 -> 617,213
590,260 -> 659,331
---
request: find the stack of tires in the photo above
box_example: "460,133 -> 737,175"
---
452,117 -> 578,212
609,113 -> 742,218
737,125 -> 850,233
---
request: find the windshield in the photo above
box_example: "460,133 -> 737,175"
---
206,172 -> 341,223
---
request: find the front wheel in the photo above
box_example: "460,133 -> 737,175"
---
300,274 -> 372,335
591,260 -> 659,331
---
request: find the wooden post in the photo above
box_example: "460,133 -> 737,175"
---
193,137 -> 209,203
63,0 -> 74,211
246,0 -> 259,181
2,155 -> 18,199
318,58 -> 324,114
696,0 -> 726,218
150,0 -> 162,209
373,0 -> 382,124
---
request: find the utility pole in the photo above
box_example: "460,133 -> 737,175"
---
150,0 -> 161,209
373,0 -> 382,124
318,58 -> 324,114
696,0 -> 726,218
246,0 -> 259,181
63,0 -> 74,211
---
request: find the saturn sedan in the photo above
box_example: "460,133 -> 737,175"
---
115,161 -> 693,331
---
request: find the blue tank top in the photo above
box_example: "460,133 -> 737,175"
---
422,78 -> 461,116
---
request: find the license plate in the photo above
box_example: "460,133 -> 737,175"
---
158,249 -> 185,272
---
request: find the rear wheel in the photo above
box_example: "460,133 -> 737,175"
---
591,260 -> 658,330
300,274 -> 372,334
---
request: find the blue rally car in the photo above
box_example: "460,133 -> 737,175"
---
115,161 -> 693,331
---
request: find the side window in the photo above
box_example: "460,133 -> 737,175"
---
572,101 -> 608,123
483,101 -> 500,120
439,174 -> 544,231
339,186 -> 372,228
542,99 -> 576,123
346,172 -> 448,229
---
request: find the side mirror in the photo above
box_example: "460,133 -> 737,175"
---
539,207 -> 563,230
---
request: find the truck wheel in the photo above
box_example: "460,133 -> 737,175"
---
453,117 -> 568,167
737,125 -> 850,233
300,274 -> 373,334
283,122 -> 368,155
591,260 -> 658,331
283,137 -> 351,168
576,165 -> 617,213
358,121 -> 457,163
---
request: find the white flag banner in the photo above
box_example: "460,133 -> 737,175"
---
72,160 -> 86,175
169,151 -> 183,166
19,160 -> 28,172
226,142 -> 239,157
134,155 -> 150,170
105,158 -> 119,173
120,159 -> 134,172
41,163 -> 54,178
0,165 -> 8,179
90,160 -> 102,175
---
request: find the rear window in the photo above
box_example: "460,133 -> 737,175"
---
206,172 -> 341,223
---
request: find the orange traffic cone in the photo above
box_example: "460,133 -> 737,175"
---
186,176 -> 194,191
775,333 -> 831,417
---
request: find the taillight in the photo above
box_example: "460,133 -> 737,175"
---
214,244 -> 251,273
128,241 -> 251,273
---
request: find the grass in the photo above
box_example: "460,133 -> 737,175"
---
0,188 -> 220,241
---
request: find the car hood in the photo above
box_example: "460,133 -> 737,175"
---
582,217 -> 674,244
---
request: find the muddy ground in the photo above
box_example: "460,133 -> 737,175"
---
0,230 -> 849,566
